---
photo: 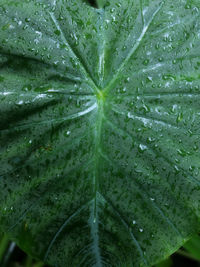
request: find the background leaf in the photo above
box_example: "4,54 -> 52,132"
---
155,258 -> 172,267
182,234 -> 200,262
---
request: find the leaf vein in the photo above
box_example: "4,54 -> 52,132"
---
104,1 -> 164,92
49,12 -> 99,94
98,192 -> 148,266
44,200 -> 92,261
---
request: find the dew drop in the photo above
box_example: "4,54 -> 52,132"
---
176,112 -> 183,123
16,100 -> 24,105
25,18 -> 31,22
124,77 -> 130,83
138,144 -> 147,152
64,130 -> 71,137
143,59 -> 149,66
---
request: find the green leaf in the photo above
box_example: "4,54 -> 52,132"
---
0,0 -> 200,266
0,234 -> 10,263
155,257 -> 172,267
182,234 -> 200,261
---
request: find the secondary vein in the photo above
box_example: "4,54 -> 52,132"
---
49,12 -> 100,95
104,1 -> 164,94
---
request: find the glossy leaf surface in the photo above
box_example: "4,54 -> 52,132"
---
0,0 -> 200,266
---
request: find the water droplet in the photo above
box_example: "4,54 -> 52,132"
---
176,112 -> 183,123
124,77 -> 130,83
122,87 -> 126,93
110,8 -> 115,13
174,165 -> 180,173
147,137 -> 155,144
185,4 -> 191,9
143,59 -> 149,66
138,144 -> 147,153
64,130 -> 71,137
16,100 -> 24,105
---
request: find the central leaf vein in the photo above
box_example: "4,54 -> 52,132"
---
90,96 -> 104,264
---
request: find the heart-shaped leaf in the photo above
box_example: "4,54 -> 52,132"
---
0,0 -> 200,266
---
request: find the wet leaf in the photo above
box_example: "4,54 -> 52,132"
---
0,0 -> 200,266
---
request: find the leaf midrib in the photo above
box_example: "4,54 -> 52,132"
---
49,11 -> 105,263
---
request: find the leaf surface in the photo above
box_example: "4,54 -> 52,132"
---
0,0 -> 200,266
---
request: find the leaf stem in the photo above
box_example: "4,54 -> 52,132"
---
0,240 -> 15,267
0,235 -> 10,263
25,255 -> 33,267
96,0 -> 104,8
